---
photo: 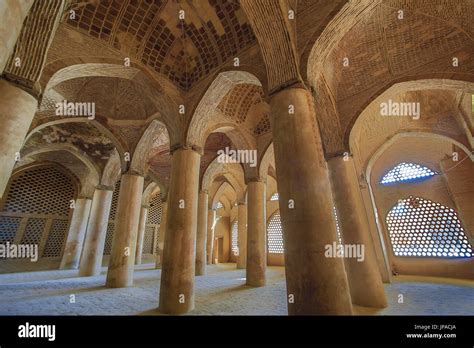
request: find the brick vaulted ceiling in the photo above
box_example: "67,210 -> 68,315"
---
315,0 -> 474,156
65,0 -> 256,90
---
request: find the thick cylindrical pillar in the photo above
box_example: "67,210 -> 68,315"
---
79,188 -> 114,276
155,200 -> 168,269
237,202 -> 247,269
206,209 -> 216,265
328,155 -> 387,308
60,198 -> 92,269
195,190 -> 208,276
0,1 -> 34,73
105,174 -> 144,288
246,180 -> 266,287
0,79 -> 37,200
135,205 -> 148,265
159,149 -> 200,314
270,86 -> 352,315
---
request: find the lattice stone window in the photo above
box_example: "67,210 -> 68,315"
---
231,221 -> 238,255
4,166 -> 75,215
0,216 -> 22,243
108,180 -> 120,221
386,196 -> 473,258
103,222 -> 115,256
148,194 -> 162,224
154,229 -> 160,254
270,192 -> 279,201
216,201 -> 223,209
333,207 -> 342,245
267,212 -> 284,254
104,181 -> 120,256
21,218 -> 46,246
142,226 -> 154,255
42,219 -> 68,258
0,165 -> 76,261
380,162 -> 437,185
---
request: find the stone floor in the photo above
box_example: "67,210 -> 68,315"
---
0,263 -> 472,315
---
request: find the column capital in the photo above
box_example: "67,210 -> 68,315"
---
170,144 -> 203,156
96,184 -> 114,191
268,79 -> 308,98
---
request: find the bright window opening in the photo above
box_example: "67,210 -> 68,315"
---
386,196 -> 472,258
231,221 -> 238,255
267,212 -> 284,254
216,201 -> 223,209
380,162 -> 437,185
333,206 -> 342,245
270,192 -> 279,201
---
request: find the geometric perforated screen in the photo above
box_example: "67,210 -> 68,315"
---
333,206 -> 342,245
0,216 -> 22,243
103,222 -> 115,256
386,196 -> 473,258
267,212 -> 284,254
21,218 -> 45,246
147,194 -> 162,225
42,219 -> 69,258
143,226 -> 154,255
380,162 -> 437,185
104,181 -> 120,256
108,180 -> 121,221
231,221 -> 238,255
3,166 -> 75,215
0,165 -> 77,263
270,192 -> 279,201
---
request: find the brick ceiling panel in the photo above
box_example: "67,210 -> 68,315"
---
65,0 -> 256,90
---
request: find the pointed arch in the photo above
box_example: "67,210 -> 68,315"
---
131,119 -> 170,176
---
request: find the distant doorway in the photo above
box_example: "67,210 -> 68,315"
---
218,238 -> 225,263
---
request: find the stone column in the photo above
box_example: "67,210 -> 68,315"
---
135,205 -> 148,265
159,148 -> 200,314
0,79 -> 37,200
0,1 -> 34,73
237,201 -> 248,269
206,209 -> 216,265
106,174 -> 144,288
60,198 -> 92,269
195,190 -> 208,276
246,180 -> 266,287
155,200 -> 168,269
328,155 -> 387,308
79,187 -> 114,276
270,86 -> 352,315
